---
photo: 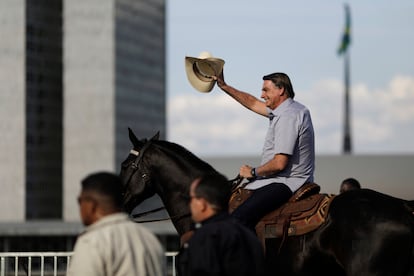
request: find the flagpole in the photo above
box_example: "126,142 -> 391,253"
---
343,49 -> 352,154
338,3 -> 352,154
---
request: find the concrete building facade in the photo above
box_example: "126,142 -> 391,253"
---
64,0 -> 166,221
0,0 -> 26,221
0,0 -> 166,223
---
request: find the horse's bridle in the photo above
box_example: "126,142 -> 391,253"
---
123,139 -> 153,192
123,140 -> 191,223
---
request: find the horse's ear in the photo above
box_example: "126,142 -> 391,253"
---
128,127 -> 140,147
150,131 -> 160,141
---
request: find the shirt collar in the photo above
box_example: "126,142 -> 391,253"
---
198,212 -> 230,227
268,98 -> 293,118
84,213 -> 129,233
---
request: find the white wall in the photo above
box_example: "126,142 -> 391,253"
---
0,0 -> 25,221
64,0 -> 115,221
314,155 -> 413,199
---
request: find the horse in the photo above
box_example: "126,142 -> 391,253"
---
120,129 -> 414,276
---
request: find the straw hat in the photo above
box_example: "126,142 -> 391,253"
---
185,51 -> 225,92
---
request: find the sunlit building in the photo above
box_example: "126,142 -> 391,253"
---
0,0 -> 166,251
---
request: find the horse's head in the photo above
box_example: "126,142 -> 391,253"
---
120,128 -> 221,237
120,128 -> 160,213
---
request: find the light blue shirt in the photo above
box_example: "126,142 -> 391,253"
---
245,98 -> 315,192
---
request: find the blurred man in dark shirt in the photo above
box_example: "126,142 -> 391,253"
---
176,172 -> 266,276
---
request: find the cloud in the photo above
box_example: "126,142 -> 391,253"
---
353,75 -> 414,153
168,75 -> 414,156
168,93 -> 265,156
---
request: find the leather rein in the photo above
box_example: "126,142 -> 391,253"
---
130,174 -> 244,223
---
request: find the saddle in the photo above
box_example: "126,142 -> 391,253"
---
229,183 -> 335,249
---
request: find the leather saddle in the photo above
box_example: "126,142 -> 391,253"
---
229,183 -> 335,248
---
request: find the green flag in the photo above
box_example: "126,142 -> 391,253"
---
338,4 -> 351,55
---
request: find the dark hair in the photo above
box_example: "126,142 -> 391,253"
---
263,72 -> 295,99
194,172 -> 230,212
341,178 -> 361,189
81,172 -> 123,208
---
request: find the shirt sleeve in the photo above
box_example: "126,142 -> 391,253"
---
274,113 -> 300,155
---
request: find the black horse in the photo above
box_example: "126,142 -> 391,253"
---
120,129 -> 414,276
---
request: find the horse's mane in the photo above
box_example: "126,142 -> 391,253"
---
153,140 -> 217,173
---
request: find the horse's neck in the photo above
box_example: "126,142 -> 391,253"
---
148,165 -> 191,235
158,195 -> 192,236
150,144 -> 215,235
151,146 -> 207,196
154,182 -> 191,234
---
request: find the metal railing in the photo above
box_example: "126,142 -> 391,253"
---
0,252 -> 72,276
0,252 -> 178,276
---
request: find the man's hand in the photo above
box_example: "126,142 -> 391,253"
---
240,165 -> 253,179
213,70 -> 226,89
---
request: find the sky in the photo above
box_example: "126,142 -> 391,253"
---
166,1 -> 414,157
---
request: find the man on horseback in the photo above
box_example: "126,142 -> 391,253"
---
215,71 -> 315,231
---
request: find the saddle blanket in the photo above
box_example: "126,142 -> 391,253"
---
256,193 -> 335,239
